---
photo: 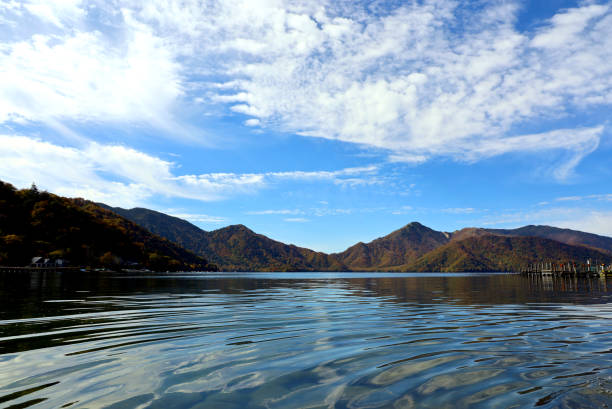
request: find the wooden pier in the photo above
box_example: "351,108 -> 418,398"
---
521,261 -> 612,277
0,266 -> 82,273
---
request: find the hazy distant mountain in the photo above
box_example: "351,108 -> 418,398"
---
406,235 -> 612,272
450,225 -> 612,254
449,227 -> 496,242
100,204 -> 612,272
333,222 -> 450,270
102,206 -> 345,271
0,182 -> 215,271
484,225 -> 612,254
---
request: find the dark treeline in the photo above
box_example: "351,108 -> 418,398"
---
0,181 -> 217,271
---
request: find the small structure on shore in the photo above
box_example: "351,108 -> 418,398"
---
521,259 -> 612,277
0,257 -> 75,273
30,257 -> 69,268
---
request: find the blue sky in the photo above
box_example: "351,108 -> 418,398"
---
1,0 -> 612,252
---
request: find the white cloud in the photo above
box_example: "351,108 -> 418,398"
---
22,0 -> 85,28
531,4 -> 609,49
391,205 -> 413,215
246,209 -> 303,215
175,165 -> 380,194
131,0 -> 611,173
551,211 -> 612,238
479,207 -> 612,238
1,0 -> 611,173
244,118 -> 260,126
167,213 -> 226,224
172,173 -> 267,199
555,196 -> 584,202
311,207 -> 353,217
460,127 -> 602,179
247,207 -> 356,218
480,208 -> 573,227
266,165 -> 379,181
284,217 -> 310,223
442,208 -> 476,214
0,134 -> 379,207
555,194 -> 612,202
0,3 -> 182,127
0,135 -> 153,207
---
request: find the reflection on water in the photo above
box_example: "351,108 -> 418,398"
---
0,272 -> 611,408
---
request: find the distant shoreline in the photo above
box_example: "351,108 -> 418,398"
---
0,266 -> 213,273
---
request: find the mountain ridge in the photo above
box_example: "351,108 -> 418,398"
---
406,234 -> 612,272
100,205 -> 345,272
449,225 -> 612,255
101,204 -> 612,272
333,222 -> 451,270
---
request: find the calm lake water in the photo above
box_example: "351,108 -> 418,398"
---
1,272 -> 611,409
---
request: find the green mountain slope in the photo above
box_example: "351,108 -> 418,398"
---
0,182 -> 216,271
102,206 -> 345,271
406,235 -> 612,272
334,222 -> 451,270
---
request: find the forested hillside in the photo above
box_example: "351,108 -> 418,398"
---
0,182 -> 216,271
406,235 -> 612,272
102,205 -> 345,271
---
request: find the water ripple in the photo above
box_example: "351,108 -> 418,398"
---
0,273 -> 611,408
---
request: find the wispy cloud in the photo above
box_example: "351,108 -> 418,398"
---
311,208 -> 353,217
266,166 -> 379,182
17,0 -> 84,29
554,194 -> 612,202
246,209 -> 304,215
0,134 -> 380,207
462,127 -> 602,179
247,206 -> 361,218
177,165 -> 382,194
550,211 -> 612,238
284,217 -> 310,223
478,207 -> 612,238
167,213 -> 226,224
479,208 -> 575,227
442,208 -> 477,214
391,205 -> 413,215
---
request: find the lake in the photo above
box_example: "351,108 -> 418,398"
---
0,272 -> 611,408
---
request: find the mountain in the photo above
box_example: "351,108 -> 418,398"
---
201,224 -> 344,271
334,222 -> 450,270
99,204 -> 612,272
449,227 -> 497,242
484,225 -> 612,254
98,206 -> 214,255
449,225 -> 612,255
406,234 -> 612,272
101,206 -> 345,272
0,182 -> 216,271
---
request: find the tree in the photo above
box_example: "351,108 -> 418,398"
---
99,251 -> 120,267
